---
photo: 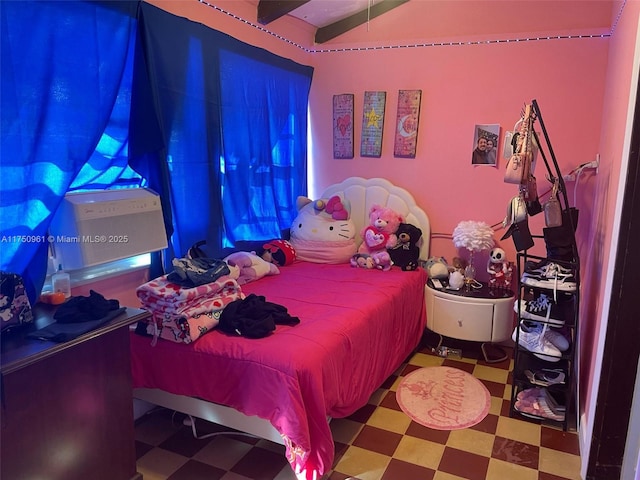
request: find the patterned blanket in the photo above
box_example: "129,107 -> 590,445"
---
137,275 -> 244,344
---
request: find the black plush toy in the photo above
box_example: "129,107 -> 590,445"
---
388,223 -> 423,271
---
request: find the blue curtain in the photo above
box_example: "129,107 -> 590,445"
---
219,49 -> 311,246
130,3 -> 313,265
70,22 -> 140,192
0,0 -> 137,302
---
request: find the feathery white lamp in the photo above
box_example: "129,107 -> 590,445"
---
452,220 -> 495,286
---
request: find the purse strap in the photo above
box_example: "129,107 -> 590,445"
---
521,104 -> 538,183
521,104 -> 534,155
551,178 -> 559,198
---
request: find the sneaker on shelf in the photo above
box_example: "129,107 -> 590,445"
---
521,262 -> 577,293
541,388 -> 566,413
514,293 -> 565,326
524,259 -> 573,276
544,327 -> 569,352
512,321 -> 562,362
516,387 -> 543,402
524,368 -> 566,387
515,387 -> 565,421
519,320 -> 570,351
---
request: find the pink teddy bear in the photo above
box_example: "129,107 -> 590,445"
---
357,205 -> 404,270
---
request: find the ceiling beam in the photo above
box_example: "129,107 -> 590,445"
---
257,0 -> 311,25
315,0 -> 409,44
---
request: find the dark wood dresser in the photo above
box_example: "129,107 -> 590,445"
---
1,304 -> 149,480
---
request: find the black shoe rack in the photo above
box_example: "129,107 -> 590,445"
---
508,99 -> 580,431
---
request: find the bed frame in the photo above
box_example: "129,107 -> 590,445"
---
133,177 -> 431,446
322,177 -> 430,261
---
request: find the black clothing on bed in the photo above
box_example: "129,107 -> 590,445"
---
218,293 -> 300,338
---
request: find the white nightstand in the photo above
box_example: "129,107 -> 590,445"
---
425,280 -> 515,362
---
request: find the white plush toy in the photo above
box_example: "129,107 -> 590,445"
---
289,194 -> 357,264
425,256 -> 449,279
224,251 -> 279,285
448,270 -> 465,289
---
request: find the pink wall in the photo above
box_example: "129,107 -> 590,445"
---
309,39 -> 608,268
578,0 -> 640,464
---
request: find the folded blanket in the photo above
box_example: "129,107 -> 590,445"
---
144,299 -> 235,344
137,275 -> 244,344
137,275 -> 241,315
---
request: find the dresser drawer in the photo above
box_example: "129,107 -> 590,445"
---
431,296 -> 495,342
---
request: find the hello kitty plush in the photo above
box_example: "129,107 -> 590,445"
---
357,205 -> 404,270
289,194 -> 357,264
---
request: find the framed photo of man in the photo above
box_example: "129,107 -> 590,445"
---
471,124 -> 500,166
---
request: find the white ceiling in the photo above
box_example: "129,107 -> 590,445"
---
256,0 -> 618,44
287,0 -> 376,28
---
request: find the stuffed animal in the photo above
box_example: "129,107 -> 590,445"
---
357,205 -> 404,271
451,257 -> 466,274
449,270 -> 465,289
223,251 -> 280,285
358,232 -> 390,269
388,223 -> 423,271
425,256 -> 449,279
360,227 -> 390,255
289,194 -> 357,264
371,251 -> 393,271
350,253 -> 375,269
487,247 -> 507,273
487,247 -> 513,289
358,204 -> 404,253
259,239 -> 297,266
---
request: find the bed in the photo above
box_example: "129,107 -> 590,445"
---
130,177 -> 431,479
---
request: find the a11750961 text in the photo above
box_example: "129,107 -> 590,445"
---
0,235 -> 129,244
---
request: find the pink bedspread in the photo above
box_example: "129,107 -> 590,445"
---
130,261 -> 427,478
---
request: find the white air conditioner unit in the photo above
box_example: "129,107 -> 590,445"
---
49,188 -> 168,270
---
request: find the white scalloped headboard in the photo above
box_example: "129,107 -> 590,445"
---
321,177 -> 431,261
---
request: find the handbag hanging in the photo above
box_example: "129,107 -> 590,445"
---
504,104 -> 534,185
544,179 -> 563,227
501,188 -> 535,252
502,192 -> 527,230
501,217 -> 535,252
523,175 -> 542,216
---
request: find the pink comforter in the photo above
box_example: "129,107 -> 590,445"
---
130,261 -> 427,478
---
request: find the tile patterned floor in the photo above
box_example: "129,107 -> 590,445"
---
134,340 -> 581,480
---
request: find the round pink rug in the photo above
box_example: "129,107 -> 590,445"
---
396,366 -> 491,430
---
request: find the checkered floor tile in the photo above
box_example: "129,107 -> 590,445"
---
135,340 -> 581,480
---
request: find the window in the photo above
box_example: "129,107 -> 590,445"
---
1,1 -> 313,300
130,3 -> 313,262
218,49 -> 311,248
